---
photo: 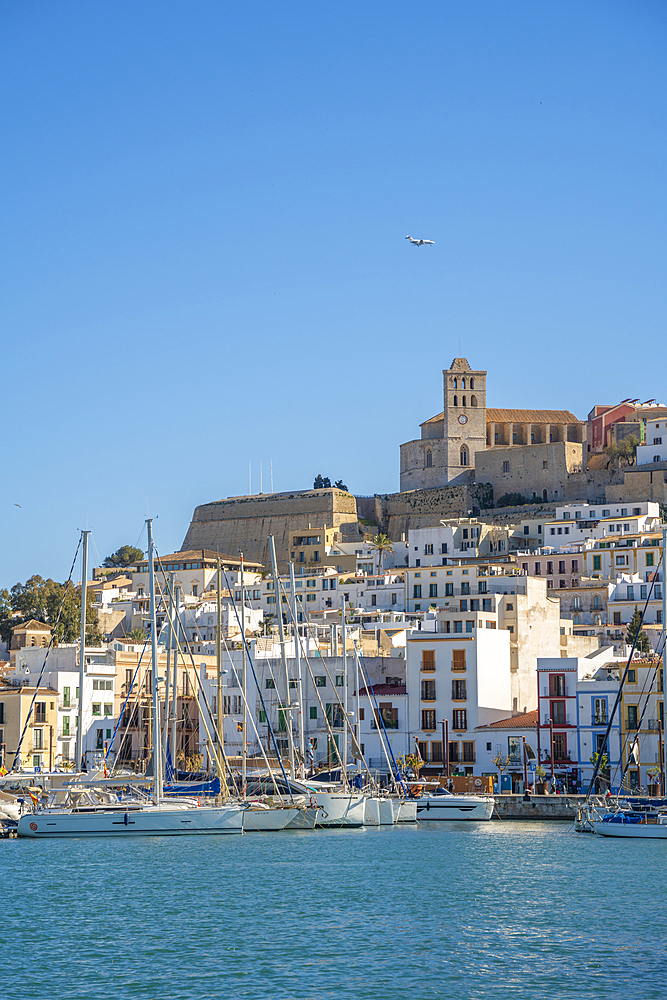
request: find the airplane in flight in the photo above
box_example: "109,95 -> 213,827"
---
405,235 -> 435,246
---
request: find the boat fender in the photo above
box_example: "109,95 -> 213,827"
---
124,812 -> 129,826
426,800 -> 430,812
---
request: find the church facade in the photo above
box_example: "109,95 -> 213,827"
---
400,357 -> 586,492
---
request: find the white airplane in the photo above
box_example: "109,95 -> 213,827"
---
405,235 -> 435,246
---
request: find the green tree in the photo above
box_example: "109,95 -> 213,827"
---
333,479 -> 348,491
2,575 -> 101,646
495,493 -> 532,508
626,605 -> 651,656
370,533 -> 394,575
313,474 -> 331,489
125,627 -> 148,643
103,545 -> 144,568
0,588 -> 12,646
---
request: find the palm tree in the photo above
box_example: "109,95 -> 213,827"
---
370,533 -> 394,576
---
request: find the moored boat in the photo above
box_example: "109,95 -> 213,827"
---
415,789 -> 494,821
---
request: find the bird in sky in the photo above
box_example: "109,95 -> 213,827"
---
405,235 -> 435,246
14,503 -> 21,507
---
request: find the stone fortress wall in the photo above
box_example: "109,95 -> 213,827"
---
181,488 -> 359,573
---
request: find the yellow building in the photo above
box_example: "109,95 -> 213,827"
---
619,659 -> 665,793
0,682 -> 60,770
289,527 -> 357,574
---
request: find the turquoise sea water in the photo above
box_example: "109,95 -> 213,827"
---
3,821 -> 666,1000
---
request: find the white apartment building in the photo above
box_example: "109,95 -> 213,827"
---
10,645 -> 117,767
636,419 -> 667,465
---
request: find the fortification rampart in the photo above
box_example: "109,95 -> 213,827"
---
181,489 -> 359,572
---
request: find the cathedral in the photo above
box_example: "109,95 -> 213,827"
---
399,358 -> 586,492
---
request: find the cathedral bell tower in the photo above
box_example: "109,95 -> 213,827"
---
442,358 -> 487,481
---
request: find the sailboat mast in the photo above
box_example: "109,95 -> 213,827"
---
289,561 -> 305,773
663,525 -> 666,794
268,535 -> 295,778
162,572 -> 174,765
241,554 -> 247,791
216,559 -> 224,784
342,596 -> 348,787
171,583 -> 180,765
76,529 -> 90,770
146,518 -> 163,803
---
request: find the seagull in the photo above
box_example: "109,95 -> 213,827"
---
14,503 -> 21,508
405,235 -> 435,246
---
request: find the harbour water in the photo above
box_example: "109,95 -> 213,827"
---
3,820 -> 666,1000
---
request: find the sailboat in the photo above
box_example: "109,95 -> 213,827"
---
18,521 -> 244,838
579,525 -> 667,840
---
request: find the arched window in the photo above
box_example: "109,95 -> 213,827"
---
453,378 -> 457,390
461,378 -> 466,390
573,614 -> 581,625
460,445 -> 469,467
462,396 -> 466,407
426,449 -> 432,468
471,395 -> 478,407
470,378 -> 475,390
573,596 -> 581,610
453,395 -> 458,407
593,595 -> 600,609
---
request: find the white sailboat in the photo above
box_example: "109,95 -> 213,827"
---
415,788 -> 494,821
18,521 -> 244,839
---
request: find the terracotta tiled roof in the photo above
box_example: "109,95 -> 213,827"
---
486,408 -> 582,424
12,619 -> 52,632
476,709 -> 538,730
358,684 -> 407,696
420,412 -> 445,426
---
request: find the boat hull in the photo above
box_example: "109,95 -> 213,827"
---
284,806 -> 321,830
365,797 -> 397,826
593,820 -> 667,839
17,804 -> 244,838
313,792 -> 366,827
395,800 -> 418,823
416,795 -> 494,821
242,807 -> 299,832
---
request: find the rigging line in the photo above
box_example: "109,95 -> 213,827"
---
612,647 -> 663,794
357,649 -> 409,796
280,579 -> 369,776
218,633 -> 281,797
219,564 -> 293,796
152,557 -> 238,792
153,560 -> 233,793
104,635 -> 151,767
11,534 -> 83,770
585,546 -> 665,800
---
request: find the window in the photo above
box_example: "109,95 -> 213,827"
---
593,555 -> 601,572
421,710 -> 436,731
460,446 -> 469,467
524,525 -> 530,535
552,733 -> 566,760
534,563 -> 541,575
33,729 -> 44,749
506,603 -> 513,611
452,650 -> 466,671
547,562 -> 553,575
646,552 -> 654,567
92,703 -> 101,716
104,703 -> 113,716
62,716 -> 70,736
265,678 -> 275,689
335,675 -> 344,687
627,669 -> 636,683
502,461 -> 510,473
425,543 -> 433,555
445,582 -> 454,597
549,674 -> 565,697
558,561 -> 566,574
429,584 -> 438,598
452,679 -> 466,700
453,709 -> 467,731
413,585 -> 422,599
627,705 -> 638,730
542,461 -> 548,470
259,710 -> 266,723
471,395 -> 478,407
454,621 -> 463,633
593,699 -> 607,725
462,741 -> 475,763
421,679 -> 436,700
551,701 -> 566,724
62,686 -> 71,708
315,676 -> 326,687
306,593 -> 316,602
310,706 -> 318,720
426,449 -> 433,468
422,650 -> 435,671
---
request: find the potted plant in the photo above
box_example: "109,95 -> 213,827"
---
534,764 -> 547,795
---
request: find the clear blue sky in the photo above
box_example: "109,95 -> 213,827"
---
2,1 -> 666,587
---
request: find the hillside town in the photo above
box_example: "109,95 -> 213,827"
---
2,359 -> 666,801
